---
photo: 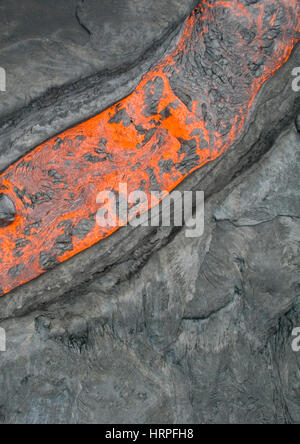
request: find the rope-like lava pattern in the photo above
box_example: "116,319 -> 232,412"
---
0,0 -> 299,296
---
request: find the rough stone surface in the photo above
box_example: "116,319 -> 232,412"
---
0,194 -> 15,227
0,0 -> 299,424
296,114 -> 300,133
0,0 -> 196,119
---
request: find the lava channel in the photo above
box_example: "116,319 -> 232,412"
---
0,0 -> 299,296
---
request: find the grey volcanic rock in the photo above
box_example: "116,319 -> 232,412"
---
77,0 -> 196,64
296,114 -> 300,133
0,194 -> 15,227
0,0 -> 196,119
0,0 -> 300,425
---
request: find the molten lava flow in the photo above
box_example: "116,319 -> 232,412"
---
0,0 -> 299,296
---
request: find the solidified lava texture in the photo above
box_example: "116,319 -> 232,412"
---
0,0 -> 299,296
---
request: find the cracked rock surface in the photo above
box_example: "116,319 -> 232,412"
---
0,0 -> 299,424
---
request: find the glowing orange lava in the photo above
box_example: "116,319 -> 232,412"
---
0,0 -> 299,296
